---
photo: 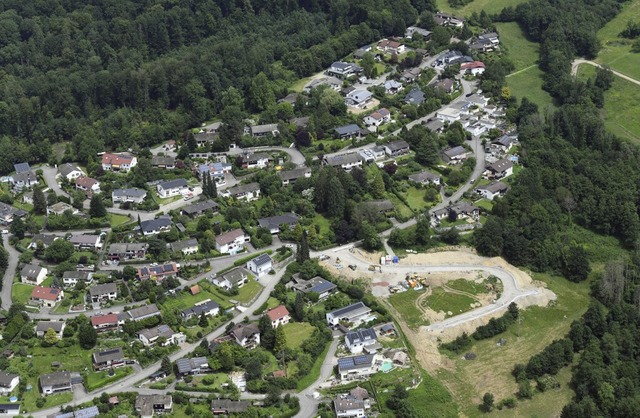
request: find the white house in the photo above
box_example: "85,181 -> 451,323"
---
112,188 -> 147,203
39,371 -> 72,395
246,254 -> 273,277
240,153 -> 269,169
326,302 -> 373,328
75,176 -> 101,194
0,372 -> 19,394
139,217 -> 172,236
180,300 -> 220,320
345,328 -> 378,354
156,179 -> 189,198
377,39 -> 405,54
230,323 -> 261,349
215,228 -> 247,254
169,238 -> 199,255
62,271 -> 93,287
363,108 -> 391,127
221,183 -> 261,202
21,264 -> 47,285
136,395 -> 173,418
89,283 -> 118,303
328,62 -> 358,78
323,153 -> 363,171
57,163 -> 84,181
475,181 -> 509,200
436,107 -> 461,123
31,286 -> 64,308
266,305 -> 290,329
334,398 -> 366,418
101,153 -> 137,172
484,158 -> 514,179
137,325 -> 185,347
338,354 -> 377,381
408,171 -> 442,186
345,90 -> 373,108
212,267 -> 248,290
460,61 -> 486,75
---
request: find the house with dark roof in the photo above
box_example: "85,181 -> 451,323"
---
69,234 -> 101,250
136,262 -> 179,281
112,188 -> 147,204
0,371 -> 19,394
337,355 -> 376,381
404,88 -> 425,105
326,302 -> 373,328
210,399 -> 250,415
135,394 -> 172,418
383,140 -> 410,157
139,217 -> 172,236
266,305 -> 290,328
475,181 -> 509,200
181,200 -> 219,217
74,176 -> 101,194
278,167 -> 311,186
442,146 -> 469,163
35,321 -> 65,338
137,325 -> 185,347
303,76 -> 342,93
289,275 -> 337,299
14,163 -> 30,174
0,202 -> 25,225
176,357 -> 209,376
214,228 -> 247,254
484,158 -> 514,179
28,234 -> 60,250
345,328 -> 378,354
92,348 -> 125,371
334,124 -> 367,140
107,242 -> 148,260
212,267 -> 249,290
230,323 -> 260,349
127,304 -> 161,322
221,183 -> 261,202
62,271 -> 93,287
431,202 -> 480,223
57,163 -> 84,181
169,238 -> 199,255
408,171 -> 442,186
432,78 -> 455,94
328,61 -> 359,78
246,124 -> 279,138
89,283 -> 117,303
40,371 -> 72,395
150,155 -> 176,169
0,403 -> 20,416
258,213 -> 299,234
401,67 -> 421,83
323,153 -> 364,171
239,153 -> 270,169
180,300 -> 220,320
334,398 -> 366,417
362,200 -> 395,217
156,179 -> 189,198
21,264 -> 47,285
10,171 -> 38,191
31,286 -> 63,307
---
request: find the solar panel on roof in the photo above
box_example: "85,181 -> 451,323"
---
74,405 -> 100,418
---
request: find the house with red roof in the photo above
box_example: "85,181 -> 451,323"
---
91,314 -> 124,332
460,61 -> 486,76
101,153 -> 138,172
31,286 -> 64,308
75,176 -> 101,194
266,305 -> 290,329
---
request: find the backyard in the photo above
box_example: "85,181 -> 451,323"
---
12,283 -> 34,305
282,322 -> 315,350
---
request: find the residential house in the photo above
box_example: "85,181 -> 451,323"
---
303,76 -> 342,93
69,234 -> 101,250
21,264 -> 47,285
485,158 -> 514,179
266,305 -> 290,328
334,398 -> 366,418
135,395 -> 173,418
246,124 -> 279,138
384,140 -> 410,156
345,90 -> 373,108
345,328 -> 378,354
31,286 -> 64,307
278,167 -> 311,186
112,188 -> 147,203
92,348 -> 125,371
13,163 -> 30,174
91,314 -> 123,332
0,403 -> 20,416
139,217 -> 172,236
404,88 -> 426,105
35,321 -> 65,338
328,62 -> 359,78
156,179 -> 189,198
181,200 -> 219,217
210,400 -> 250,415
362,200 -> 395,217
432,78 -> 455,94
436,107 -> 461,123
150,155 -> 175,169
466,94 -> 490,108
47,202 -> 77,216
424,118 -> 445,133
62,271 -> 93,287
215,228 -> 248,254
57,163 -> 84,181
39,371 -> 72,395
138,325 -> 185,347
247,254 -> 273,277
363,108 -> 391,127
400,67 -> 421,83
10,171 -> 38,191
338,354 -> 376,381
492,135 -> 515,153
408,171 -> 442,186
290,116 -> 310,128
212,267 -> 249,290
0,202 -> 25,225
432,202 -> 480,223
326,302 -> 373,328
334,124 -> 367,140
323,153 -> 364,171
197,161 -> 232,177
180,300 -> 220,320
101,153 -> 137,172
383,80 -> 403,95
22,191 -> 33,205
136,262 -> 179,281
289,275 -> 337,299
230,323 -> 260,349
475,181 -> 509,200
377,39 -> 405,55
442,146 -> 469,163
89,283 -> 117,303
169,239 -> 199,255
221,183 -> 261,202
176,357 -> 209,376
106,242 -> 148,261
405,26 -> 432,39
460,61 -> 486,76
240,153 -> 269,169
479,32 -> 500,45
74,177 -> 101,195
434,50 -> 462,66
28,234 -> 60,250
258,213 -> 299,234
278,92 -> 298,106
127,304 -> 161,322
435,12 -> 465,28
353,44 -> 372,59
0,372 -> 18,395
469,38 -> 496,52
194,132 -> 216,146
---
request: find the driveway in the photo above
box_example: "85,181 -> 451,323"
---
40,165 -> 69,198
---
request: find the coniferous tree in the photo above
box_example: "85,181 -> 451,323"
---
32,187 -> 47,215
202,172 -> 209,197
293,292 -> 305,321
89,195 -> 107,218
296,231 -> 310,264
274,324 -> 287,354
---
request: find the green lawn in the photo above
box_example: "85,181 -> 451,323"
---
445,278 -> 489,295
386,192 -> 414,219
595,0 -> 640,80
282,322 -> 315,350
108,213 -> 131,227
388,290 -> 430,329
402,186 -> 440,212
160,284 -> 228,312
195,279 -> 263,306
84,366 -> 133,391
12,283 -> 34,305
423,287 -> 477,317
311,214 -> 332,238
496,22 -> 539,71
506,66 -> 555,111
475,199 -> 493,211
436,0 -> 528,16
296,339 -> 332,390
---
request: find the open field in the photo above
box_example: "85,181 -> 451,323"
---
423,287 -> 477,317
495,22 -> 539,72
283,322 -> 315,350
436,0 -> 527,16
595,0 -> 640,80
506,66 -> 555,110
388,289 -> 430,329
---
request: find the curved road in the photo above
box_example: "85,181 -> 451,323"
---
571,59 -> 640,87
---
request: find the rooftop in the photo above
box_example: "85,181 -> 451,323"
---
266,305 -> 290,322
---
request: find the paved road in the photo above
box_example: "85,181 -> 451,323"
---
41,166 -> 70,198
228,146 -> 307,167
294,338 -> 340,418
1,235 -> 20,310
28,264 -> 287,418
571,59 -> 640,87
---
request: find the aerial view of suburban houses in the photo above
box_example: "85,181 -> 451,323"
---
0,1 -> 629,417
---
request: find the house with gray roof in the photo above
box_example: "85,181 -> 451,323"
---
150,155 -> 175,169
169,238 -> 199,255
230,323 -> 260,349
40,371 -> 72,395
345,328 -> 378,354
442,146 -> 469,163
137,325 -> 185,347
337,354 -> 376,381
258,213 -> 299,234
176,357 -> 209,376
432,202 -> 480,223
28,234 -> 60,250
112,188 -> 147,203
181,200 -> 219,217
89,283 -> 117,303
475,181 -> 509,201
404,88 -> 425,105
221,183 -> 261,202
408,171 -> 442,186
384,140 -> 410,156
127,304 -> 161,322
139,217 -> 172,236
334,124 -> 367,140
21,264 -> 47,285
323,153 -> 364,171
92,348 -> 125,371
210,399 -> 250,415
326,302 -> 373,328
345,90 -> 373,108
212,267 -> 249,290
246,124 -> 279,138
289,275 -> 337,299
136,394 -> 172,418
278,167 -> 311,186
62,271 -> 93,287
156,179 -> 188,198
246,254 -> 273,277
180,300 -> 219,320
57,163 -> 84,181
107,242 -> 148,260
0,371 -> 19,394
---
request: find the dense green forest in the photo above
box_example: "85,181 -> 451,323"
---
0,0 -> 433,173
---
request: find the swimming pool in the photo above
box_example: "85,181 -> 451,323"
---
380,360 -> 394,373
